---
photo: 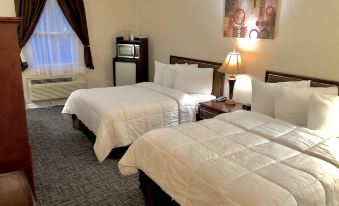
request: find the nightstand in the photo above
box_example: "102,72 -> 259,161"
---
197,101 -> 243,120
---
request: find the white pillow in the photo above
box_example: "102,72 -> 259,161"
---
175,63 -> 198,68
307,93 -> 339,137
162,65 -> 177,88
163,63 -> 199,88
154,61 -> 199,86
154,61 -> 166,85
251,80 -> 311,117
274,86 -> 338,126
174,67 -> 214,95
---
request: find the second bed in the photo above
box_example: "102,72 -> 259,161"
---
62,56 -> 224,162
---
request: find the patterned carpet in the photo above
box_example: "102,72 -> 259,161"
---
26,106 -> 145,206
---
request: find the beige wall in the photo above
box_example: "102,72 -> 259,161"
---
84,0 -> 137,88
137,0 -> 339,86
0,0 -> 137,88
0,0 -> 15,17
2,0 -> 338,92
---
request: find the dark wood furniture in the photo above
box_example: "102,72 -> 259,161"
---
0,17 -> 34,205
170,55 -> 225,97
113,37 -> 148,86
139,70 -> 339,206
198,101 -> 243,120
0,171 -> 33,206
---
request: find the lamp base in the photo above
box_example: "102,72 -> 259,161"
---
225,99 -> 236,106
227,75 -> 237,106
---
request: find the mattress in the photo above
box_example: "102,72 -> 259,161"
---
119,111 -> 339,206
62,82 -> 214,162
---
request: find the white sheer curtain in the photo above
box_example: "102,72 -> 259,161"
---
22,0 -> 85,76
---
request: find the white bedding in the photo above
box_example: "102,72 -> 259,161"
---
62,82 -> 214,162
119,111 -> 339,206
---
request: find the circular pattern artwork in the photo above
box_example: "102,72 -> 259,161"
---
224,0 -> 277,39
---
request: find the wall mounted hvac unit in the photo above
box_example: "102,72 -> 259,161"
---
27,76 -> 86,101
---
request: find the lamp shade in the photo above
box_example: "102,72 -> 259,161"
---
218,51 -> 245,75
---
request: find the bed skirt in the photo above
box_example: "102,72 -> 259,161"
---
72,114 -> 129,158
139,170 -> 179,206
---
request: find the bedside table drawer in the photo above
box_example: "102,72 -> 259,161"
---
198,107 -> 220,119
197,101 -> 243,121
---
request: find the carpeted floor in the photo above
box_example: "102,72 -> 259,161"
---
26,106 -> 145,206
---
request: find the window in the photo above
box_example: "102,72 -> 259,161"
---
22,0 -> 85,76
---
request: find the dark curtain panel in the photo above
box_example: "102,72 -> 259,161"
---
56,0 -> 94,69
14,0 -> 47,70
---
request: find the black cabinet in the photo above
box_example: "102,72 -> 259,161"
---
113,37 -> 148,86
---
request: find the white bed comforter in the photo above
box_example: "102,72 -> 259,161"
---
62,82 -> 199,162
119,111 -> 339,206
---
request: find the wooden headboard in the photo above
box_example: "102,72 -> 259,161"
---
265,70 -> 339,94
169,55 -> 225,97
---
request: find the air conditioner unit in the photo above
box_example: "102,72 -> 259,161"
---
26,76 -> 86,101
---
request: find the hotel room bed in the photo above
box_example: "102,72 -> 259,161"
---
62,56 -> 225,162
119,71 -> 339,206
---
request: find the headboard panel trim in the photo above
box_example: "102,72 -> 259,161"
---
265,70 -> 339,94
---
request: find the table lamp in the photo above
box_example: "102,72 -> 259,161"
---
218,50 -> 245,106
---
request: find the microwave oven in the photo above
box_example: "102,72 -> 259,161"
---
117,44 -> 140,59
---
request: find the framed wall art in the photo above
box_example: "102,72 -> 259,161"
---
224,0 -> 277,39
